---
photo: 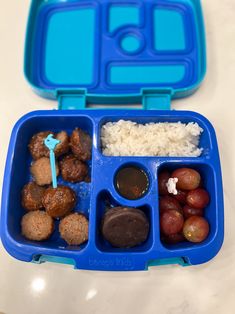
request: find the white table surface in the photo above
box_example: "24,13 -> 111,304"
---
0,1 -> 234,313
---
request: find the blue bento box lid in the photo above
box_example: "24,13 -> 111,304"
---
24,0 -> 206,108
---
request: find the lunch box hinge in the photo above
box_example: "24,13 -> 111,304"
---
142,89 -> 172,110
58,90 -> 87,110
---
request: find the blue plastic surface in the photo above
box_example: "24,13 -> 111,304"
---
1,110 -> 224,271
24,0 -> 206,104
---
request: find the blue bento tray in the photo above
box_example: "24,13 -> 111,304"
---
0,0 -> 224,271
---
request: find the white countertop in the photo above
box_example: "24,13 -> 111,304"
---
0,1 -> 234,313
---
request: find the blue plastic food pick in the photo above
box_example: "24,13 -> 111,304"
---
44,134 -> 61,188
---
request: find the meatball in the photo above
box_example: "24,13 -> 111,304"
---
42,186 -> 76,218
21,210 -> 54,241
30,157 -> 59,186
70,128 -> 92,161
29,131 -> 53,160
21,182 -> 45,211
60,154 -> 88,183
54,131 -> 70,157
29,130 -> 69,160
59,213 -> 89,245
101,207 -> 149,248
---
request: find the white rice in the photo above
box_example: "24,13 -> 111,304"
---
101,120 -> 203,157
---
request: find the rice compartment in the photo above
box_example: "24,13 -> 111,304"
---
101,120 -> 203,157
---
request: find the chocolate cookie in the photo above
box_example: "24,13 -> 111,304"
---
101,206 -> 149,248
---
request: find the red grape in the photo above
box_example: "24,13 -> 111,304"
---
158,171 -> 170,195
172,168 -> 201,190
159,196 -> 182,214
183,216 -> 209,243
183,205 -> 204,219
186,188 -> 210,209
160,210 -> 184,235
162,232 -> 185,244
173,190 -> 187,205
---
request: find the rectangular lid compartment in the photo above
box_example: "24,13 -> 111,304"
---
25,0 -> 206,102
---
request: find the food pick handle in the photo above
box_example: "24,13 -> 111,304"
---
44,134 -> 61,188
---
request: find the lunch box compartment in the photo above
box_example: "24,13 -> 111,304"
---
158,161 -> 218,250
113,162 -> 151,199
98,113 -> 214,157
95,190 -> 154,253
4,114 -> 93,252
93,158 -> 154,200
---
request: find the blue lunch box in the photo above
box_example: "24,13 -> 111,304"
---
0,0 -> 224,271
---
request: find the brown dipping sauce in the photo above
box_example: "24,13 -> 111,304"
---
115,166 -> 149,200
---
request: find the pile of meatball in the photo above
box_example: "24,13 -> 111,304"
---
159,167 -> 210,244
21,128 -> 92,246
